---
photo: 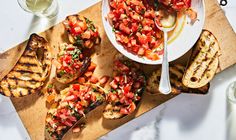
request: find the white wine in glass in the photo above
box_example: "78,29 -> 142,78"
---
26,0 -> 53,12
18,0 -> 58,18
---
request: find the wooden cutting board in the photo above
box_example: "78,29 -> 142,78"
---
0,0 -> 235,139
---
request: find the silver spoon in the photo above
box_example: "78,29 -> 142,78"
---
154,9 -> 177,94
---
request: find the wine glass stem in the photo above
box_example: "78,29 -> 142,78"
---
159,31 -> 171,94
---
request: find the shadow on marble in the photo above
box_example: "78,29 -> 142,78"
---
25,14 -> 58,38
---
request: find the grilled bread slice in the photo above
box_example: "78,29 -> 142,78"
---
182,30 -> 220,88
146,64 -> 209,95
55,43 -> 91,84
63,14 -> 101,49
103,59 -> 146,119
45,84 -> 104,140
0,34 -> 51,97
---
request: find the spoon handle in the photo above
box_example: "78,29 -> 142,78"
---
159,31 -> 171,94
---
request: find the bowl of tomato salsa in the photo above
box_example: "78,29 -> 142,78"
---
102,0 -> 205,64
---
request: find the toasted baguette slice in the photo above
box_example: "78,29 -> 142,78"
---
55,43 -> 91,84
0,34 -> 51,97
103,59 -> 146,119
63,14 -> 101,48
45,84 -> 104,140
182,30 -> 220,88
146,64 -> 209,95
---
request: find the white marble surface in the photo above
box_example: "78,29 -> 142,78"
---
0,0 -> 236,140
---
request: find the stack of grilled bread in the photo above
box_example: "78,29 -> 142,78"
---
147,30 -> 220,95
0,34 -> 51,97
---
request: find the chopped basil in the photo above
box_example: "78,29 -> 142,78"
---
141,9 -> 145,15
154,0 -> 159,10
47,84 -> 53,88
85,18 -> 92,24
112,26 -> 116,32
90,102 -> 95,107
59,70 -> 65,76
74,112 -> 81,118
111,88 -> 116,93
72,53 -> 79,59
129,32 -> 133,37
92,88 -> 98,92
96,94 -> 103,101
85,18 -> 96,32
138,24 -> 143,32
75,36 -> 84,47
88,24 -> 96,32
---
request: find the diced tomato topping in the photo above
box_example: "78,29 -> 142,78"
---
65,94 -> 77,101
108,93 -> 118,102
99,76 -> 110,85
84,71 -> 93,77
128,102 -> 136,113
63,119 -> 73,127
88,62 -> 97,71
120,108 -> 129,115
72,127 -> 81,133
114,60 -> 129,72
78,77 -> 86,84
73,84 -> 80,90
89,76 -> 99,84
110,80 -> 118,89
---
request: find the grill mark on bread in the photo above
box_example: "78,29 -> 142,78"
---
182,30 -> 219,88
14,70 -> 41,75
0,34 -> 51,97
7,77 -> 40,84
18,62 -> 38,67
198,52 -> 218,82
147,64 -> 210,95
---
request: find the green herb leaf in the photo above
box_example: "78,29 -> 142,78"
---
112,26 -> 116,32
96,94 -> 103,101
47,84 -> 53,88
59,70 -> 65,76
75,36 -> 84,47
141,9 -> 145,15
138,24 -> 143,32
154,0 -> 159,10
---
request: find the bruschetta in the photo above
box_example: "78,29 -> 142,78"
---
55,43 -> 91,84
63,14 -> 101,49
45,83 -> 104,139
103,59 -> 146,119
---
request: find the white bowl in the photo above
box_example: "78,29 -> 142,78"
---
102,0 -> 205,65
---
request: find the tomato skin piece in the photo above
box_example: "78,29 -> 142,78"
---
114,60 -> 130,72
136,32 -> 148,44
110,80 -> 118,89
145,50 -> 160,60
78,77 -> 86,84
119,23 -> 131,35
84,71 -> 93,77
89,76 -> 99,84
126,92 -> 134,98
120,107 -> 129,115
128,102 -> 136,113
99,76 -> 110,85
73,84 -> 80,90
137,47 -> 145,55
63,119 -> 73,127
72,127 -> 81,133
65,94 -> 78,101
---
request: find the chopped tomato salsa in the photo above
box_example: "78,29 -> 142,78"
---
108,0 -> 164,60
57,44 -> 83,76
106,60 -> 146,115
